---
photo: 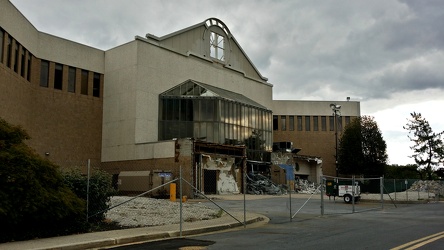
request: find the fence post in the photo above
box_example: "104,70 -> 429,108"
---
289,180 -> 292,222
394,179 -> 396,201
352,176 -> 355,213
243,161 -> 247,228
320,176 -> 324,216
86,159 -> 91,222
427,185 -> 429,200
380,177 -> 384,209
179,166 -> 183,237
405,180 -> 408,201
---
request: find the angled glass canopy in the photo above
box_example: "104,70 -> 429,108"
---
159,80 -> 272,151
160,79 -> 267,110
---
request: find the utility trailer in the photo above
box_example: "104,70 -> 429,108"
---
326,179 -> 361,203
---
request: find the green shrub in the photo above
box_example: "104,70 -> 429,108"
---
63,168 -> 114,223
0,118 -> 86,242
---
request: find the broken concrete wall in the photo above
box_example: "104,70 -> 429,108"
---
294,156 -> 322,183
271,152 -> 296,191
271,152 -> 294,166
271,151 -> 323,184
202,155 -> 240,194
294,160 -> 311,176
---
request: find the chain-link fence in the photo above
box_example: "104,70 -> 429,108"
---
62,160 -> 248,237
383,179 -> 443,202
57,159 -> 444,235
286,176 -> 441,220
322,176 -> 385,215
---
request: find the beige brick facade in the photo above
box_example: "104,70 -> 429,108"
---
272,101 -> 361,177
0,34 -> 103,167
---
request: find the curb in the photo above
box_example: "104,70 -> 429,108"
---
0,215 -> 267,250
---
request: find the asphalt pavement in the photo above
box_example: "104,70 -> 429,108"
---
0,193 -> 435,250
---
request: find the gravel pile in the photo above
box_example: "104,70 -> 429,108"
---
105,196 -> 220,227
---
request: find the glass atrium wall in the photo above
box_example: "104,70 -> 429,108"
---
159,82 -> 272,151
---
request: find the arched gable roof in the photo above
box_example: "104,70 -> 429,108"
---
145,18 -> 269,82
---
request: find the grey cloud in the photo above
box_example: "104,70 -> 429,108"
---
10,0 -> 444,105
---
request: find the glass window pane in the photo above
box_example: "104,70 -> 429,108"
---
329,116 -> 334,131
213,123 -> 219,143
247,107 -> 251,129
40,60 -> 49,87
273,115 -> 278,131
338,116 -> 343,131
201,99 -> 214,121
289,116 -> 294,131
14,41 -> 19,72
54,63 -> 63,90
281,116 -> 286,131
206,123 -> 213,142
21,48 -> 26,77
27,51 -> 32,81
210,32 -> 225,61
81,70 -> 88,95
186,99 -> 194,121
345,116 -> 351,126
258,110 -> 263,130
252,109 -> 257,129
93,73 -> 100,97
194,122 -> 200,138
166,99 -> 173,120
305,116 -> 310,131
321,116 -> 327,131
233,102 -> 238,125
313,116 -> 318,131
7,37 -> 12,68
219,123 -> 225,144
297,116 -> 302,131
68,67 -> 76,93
0,29 -> 3,64
233,125 -> 239,140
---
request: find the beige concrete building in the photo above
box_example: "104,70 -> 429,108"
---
102,20 -> 273,163
0,0 -> 360,195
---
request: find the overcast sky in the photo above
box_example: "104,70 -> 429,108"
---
10,0 -> 444,166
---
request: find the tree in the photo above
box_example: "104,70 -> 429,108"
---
403,112 -> 444,180
63,168 -> 113,223
337,117 -> 363,175
0,117 -> 85,242
337,116 -> 387,176
384,164 -> 421,179
435,168 -> 444,179
244,130 -> 267,162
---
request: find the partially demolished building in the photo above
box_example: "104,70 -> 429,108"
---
0,0 -> 360,197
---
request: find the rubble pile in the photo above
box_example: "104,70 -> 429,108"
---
246,173 -> 284,195
408,180 -> 444,194
106,196 -> 219,227
295,179 -> 321,194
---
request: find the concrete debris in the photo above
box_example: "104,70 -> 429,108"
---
294,179 -> 321,194
246,173 -> 285,195
408,180 -> 444,194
